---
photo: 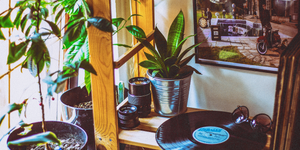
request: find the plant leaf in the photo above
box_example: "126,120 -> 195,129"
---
144,52 -> 157,63
0,103 -> 24,126
0,29 -> 5,40
7,131 -> 61,146
112,18 -> 125,28
154,27 -> 167,59
0,11 -> 14,28
44,20 -> 61,37
127,25 -> 168,76
20,15 -> 28,32
18,124 -> 33,136
164,56 -> 177,66
169,64 -> 180,78
179,53 -> 195,67
176,42 -> 203,64
139,60 -> 160,70
79,60 -> 97,75
167,10 -> 184,57
127,14 -> 142,21
7,41 -> 28,64
25,25 -> 33,36
26,40 -> 48,77
126,25 -> 146,39
87,17 -> 114,32
113,43 -> 132,48
63,20 -> 86,49
151,70 -> 159,77
173,34 -> 196,57
85,71 -> 91,94
177,65 -> 201,78
14,8 -> 24,29
55,8 -> 64,23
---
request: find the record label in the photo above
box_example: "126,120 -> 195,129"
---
192,126 -> 229,145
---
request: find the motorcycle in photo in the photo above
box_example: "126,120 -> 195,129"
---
256,25 -> 282,55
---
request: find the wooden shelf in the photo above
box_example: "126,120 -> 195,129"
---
118,107 -> 271,150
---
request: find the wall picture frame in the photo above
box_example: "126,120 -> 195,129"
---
194,0 -> 299,73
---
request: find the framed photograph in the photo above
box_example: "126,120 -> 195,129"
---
194,0 -> 299,73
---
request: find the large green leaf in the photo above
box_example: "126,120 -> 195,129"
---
64,36 -> 88,65
173,34 -> 196,57
167,10 -> 184,57
0,11 -> 14,28
26,40 -> 48,77
154,27 -> 167,59
55,8 -> 64,23
139,60 -> 160,70
144,52 -> 157,63
79,60 -> 97,75
7,41 -> 28,64
126,25 -> 146,39
63,19 -> 86,49
0,103 -> 24,126
87,17 -> 114,32
44,20 -> 61,37
7,131 -> 61,146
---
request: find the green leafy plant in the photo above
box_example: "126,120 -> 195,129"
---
0,0 -> 117,149
50,0 -> 140,94
126,10 -> 202,78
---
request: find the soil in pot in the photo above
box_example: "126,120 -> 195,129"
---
74,100 -> 93,109
26,133 -> 84,150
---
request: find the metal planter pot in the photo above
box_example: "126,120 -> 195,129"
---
147,70 -> 193,116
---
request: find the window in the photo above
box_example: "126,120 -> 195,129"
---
0,0 -> 64,136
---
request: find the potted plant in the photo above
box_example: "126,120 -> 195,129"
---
52,1 -> 137,149
126,10 -> 203,116
0,0 -> 115,149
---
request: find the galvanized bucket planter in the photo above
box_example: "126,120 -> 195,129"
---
147,70 -> 193,116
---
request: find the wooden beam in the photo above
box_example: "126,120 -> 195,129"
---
113,30 -> 155,69
86,0 -> 119,149
132,0 -> 154,77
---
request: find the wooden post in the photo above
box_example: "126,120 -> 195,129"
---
132,0 -> 154,77
86,0 -> 119,149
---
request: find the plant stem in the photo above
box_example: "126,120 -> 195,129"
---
36,0 -> 50,149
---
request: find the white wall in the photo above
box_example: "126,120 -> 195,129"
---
154,0 -> 276,117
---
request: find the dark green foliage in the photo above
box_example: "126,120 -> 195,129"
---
126,11 -> 202,78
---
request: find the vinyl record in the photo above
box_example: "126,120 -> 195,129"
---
156,111 -> 267,150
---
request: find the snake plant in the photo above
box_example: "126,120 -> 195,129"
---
126,10 -> 202,78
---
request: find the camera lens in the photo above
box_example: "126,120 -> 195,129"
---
128,77 -> 151,118
118,104 -> 140,129
128,77 -> 150,95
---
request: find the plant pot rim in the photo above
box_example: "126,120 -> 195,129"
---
147,70 -> 193,81
7,120 -> 88,149
60,86 -> 93,110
